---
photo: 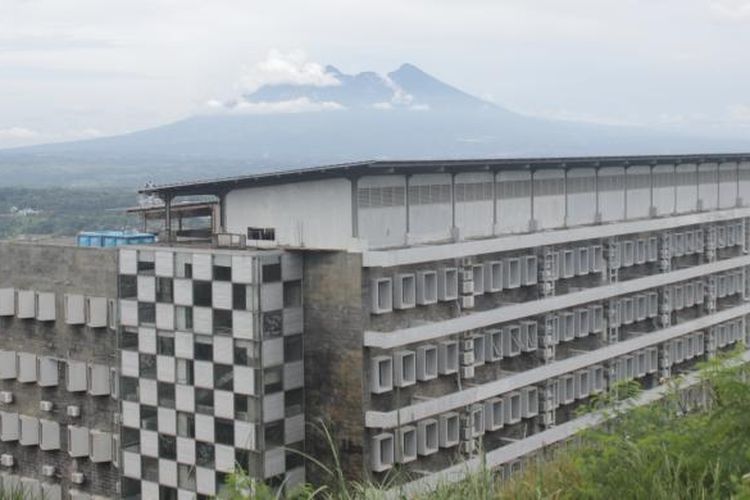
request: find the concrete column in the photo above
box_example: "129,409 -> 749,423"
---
164,195 -> 173,243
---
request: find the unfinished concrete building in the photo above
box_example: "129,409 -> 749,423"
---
0,153 -> 749,498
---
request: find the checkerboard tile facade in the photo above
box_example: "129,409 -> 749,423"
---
118,248 -> 305,499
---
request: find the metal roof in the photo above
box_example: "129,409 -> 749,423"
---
140,152 -> 750,198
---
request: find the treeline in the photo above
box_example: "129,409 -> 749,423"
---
0,187 -> 139,238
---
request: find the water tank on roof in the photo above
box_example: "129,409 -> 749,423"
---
76,230 -> 157,248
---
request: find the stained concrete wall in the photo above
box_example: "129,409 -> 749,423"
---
0,241 -> 119,497
302,251 -> 366,481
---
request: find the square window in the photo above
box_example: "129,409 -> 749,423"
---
213,265 -> 232,282
215,418 -> 234,446
177,412 -> 195,438
159,434 -> 176,460
284,281 -> 302,308
196,441 -> 214,468
284,335 -> 303,362
234,340 -> 260,367
139,302 -> 156,325
214,364 -> 233,391
141,406 -> 158,430
193,281 -> 212,307
235,395 -> 261,423
195,388 -> 214,415
285,388 -> 303,417
233,284 -> 247,310
121,328 -> 139,350
175,306 -> 193,331
178,463 -> 196,490
120,276 -> 137,299
158,382 -> 175,409
121,376 -> 139,402
262,263 -> 282,283
157,332 -> 175,356
138,258 -> 156,275
264,420 -> 284,448
213,309 -> 233,335
159,486 -> 178,500
140,353 -> 157,379
122,427 -> 140,452
176,359 -> 193,385
194,336 -> 213,361
264,366 -> 283,393
156,278 -> 174,303
141,456 -> 158,482
262,311 -> 283,338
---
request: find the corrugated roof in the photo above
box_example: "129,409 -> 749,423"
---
141,153 -> 750,198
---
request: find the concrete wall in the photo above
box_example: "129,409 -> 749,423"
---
302,251 -> 366,482
225,178 -> 355,250
0,241 -> 119,497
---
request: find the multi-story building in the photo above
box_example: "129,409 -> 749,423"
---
1,153 -> 749,498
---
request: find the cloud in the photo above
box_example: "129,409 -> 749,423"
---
709,0 -> 750,20
208,97 -> 344,115
0,127 -> 39,140
237,49 -> 341,93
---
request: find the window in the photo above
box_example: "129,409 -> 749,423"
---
233,284 -> 247,310
213,265 -> 232,282
235,395 -> 261,423
234,340 -> 260,367
138,302 -> 155,325
158,382 -> 175,408
214,364 -> 233,391
196,441 -> 214,467
195,388 -> 214,415
177,412 -> 195,438
175,253 -> 192,279
157,331 -> 175,356
262,311 -> 283,338
122,427 -> 140,452
139,353 -> 157,379
285,388 -> 303,417
264,420 -> 284,448
284,335 -> 303,362
262,263 -> 282,282
159,434 -> 176,460
137,258 -> 156,275
215,418 -> 234,445
175,306 -> 193,331
264,366 -> 283,393
248,227 -> 276,241
194,336 -> 213,361
284,281 -> 302,308
372,278 -> 393,314
121,327 -> 139,350
178,463 -> 196,490
121,376 -> 139,402
141,456 -> 158,482
156,278 -> 173,303
176,359 -> 193,385
119,276 -> 137,299
213,309 -> 233,335
193,281 -> 212,307
141,406 -> 158,430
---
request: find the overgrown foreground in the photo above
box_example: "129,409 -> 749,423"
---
222,350 -> 750,500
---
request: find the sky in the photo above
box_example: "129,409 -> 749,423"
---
1,0 -> 750,148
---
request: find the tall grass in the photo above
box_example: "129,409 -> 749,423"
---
222,349 -> 750,499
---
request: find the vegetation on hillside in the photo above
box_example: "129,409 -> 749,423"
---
0,187 -> 138,239
220,348 -> 750,499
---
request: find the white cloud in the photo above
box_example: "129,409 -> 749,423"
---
209,97 -> 344,115
0,127 -> 39,140
237,49 -> 341,93
709,0 -> 750,20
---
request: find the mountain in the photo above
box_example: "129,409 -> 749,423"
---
1,63 -> 749,187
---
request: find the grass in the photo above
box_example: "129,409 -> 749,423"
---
219,347 -> 750,499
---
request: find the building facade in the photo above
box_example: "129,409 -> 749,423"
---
0,153 -> 749,497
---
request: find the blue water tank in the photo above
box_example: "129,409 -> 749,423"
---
76,231 -> 156,248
